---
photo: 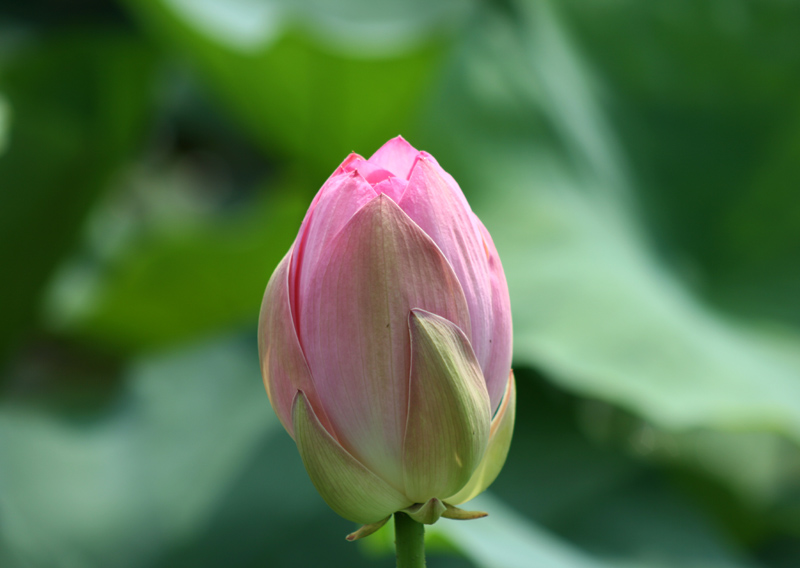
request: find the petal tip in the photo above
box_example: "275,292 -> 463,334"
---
441,503 -> 488,521
368,136 -> 420,179
345,516 -> 391,541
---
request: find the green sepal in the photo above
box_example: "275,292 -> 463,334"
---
441,503 -> 488,520
345,516 -> 391,541
445,371 -> 516,505
403,309 -> 491,503
403,498 -> 447,525
293,392 -> 412,524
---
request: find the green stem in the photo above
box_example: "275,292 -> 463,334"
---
394,512 -> 426,568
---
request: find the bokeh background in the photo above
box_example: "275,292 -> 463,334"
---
2,0 -> 800,566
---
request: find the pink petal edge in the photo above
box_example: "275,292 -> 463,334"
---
399,156 -> 499,404
258,250 -> 334,438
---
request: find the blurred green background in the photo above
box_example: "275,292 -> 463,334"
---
2,0 -> 800,566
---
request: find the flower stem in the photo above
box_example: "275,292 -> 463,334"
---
394,512 -> 426,568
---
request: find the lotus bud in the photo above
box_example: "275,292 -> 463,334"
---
258,136 -> 515,536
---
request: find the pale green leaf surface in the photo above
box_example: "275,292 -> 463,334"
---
557,0 -> 800,330
161,0 -> 474,55
420,0 -> 800,445
48,190 -> 306,351
0,335 -> 273,567
554,475 -> 759,568
486,167 -> 800,440
432,376 -> 760,568
433,493 -> 612,568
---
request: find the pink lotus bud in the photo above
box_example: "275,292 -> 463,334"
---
258,136 -> 515,530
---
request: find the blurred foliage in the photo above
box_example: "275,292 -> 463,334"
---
123,0 -> 460,176
0,32 -> 156,366
2,0 -> 800,567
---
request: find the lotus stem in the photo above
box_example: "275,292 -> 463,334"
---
394,512 -> 426,568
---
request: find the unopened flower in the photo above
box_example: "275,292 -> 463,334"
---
258,136 -> 515,536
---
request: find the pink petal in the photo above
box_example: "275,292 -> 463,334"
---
342,157 -> 394,186
399,156 -> 505,409
371,176 -> 407,202
298,194 -> 471,489
258,250 -> 333,437
417,151 -> 471,211
368,135 -> 420,180
475,218 -> 513,411
290,171 -> 377,331
334,152 -> 365,175
289,151 -> 371,313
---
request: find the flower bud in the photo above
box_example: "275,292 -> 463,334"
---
258,137 -> 515,532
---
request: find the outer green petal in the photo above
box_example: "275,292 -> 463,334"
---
445,371 -> 516,505
293,392 -> 413,524
403,310 -> 491,503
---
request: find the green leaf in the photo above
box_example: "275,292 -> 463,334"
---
122,0 -> 457,175
492,168 -> 800,439
419,0 -> 800,446
760,540 -> 800,568
158,0 -> 473,54
432,370 -> 759,568
53,189 -> 307,352
0,333 -> 405,567
557,0 -> 800,329
0,334 -> 273,567
551,475 -> 759,568
435,494 -> 612,568
0,32 -> 157,366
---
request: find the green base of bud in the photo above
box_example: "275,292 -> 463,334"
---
345,501 -> 488,541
